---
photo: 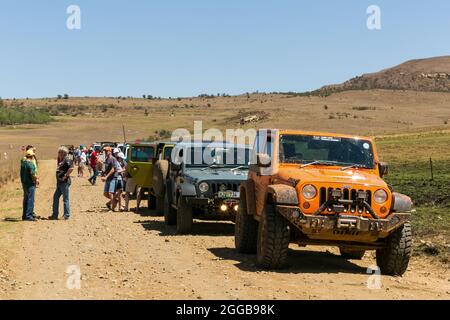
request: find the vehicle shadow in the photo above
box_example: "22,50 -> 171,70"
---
208,247 -> 368,275
137,219 -> 235,237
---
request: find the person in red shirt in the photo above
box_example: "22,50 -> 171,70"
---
88,147 -> 98,185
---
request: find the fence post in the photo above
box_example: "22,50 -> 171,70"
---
429,157 -> 434,181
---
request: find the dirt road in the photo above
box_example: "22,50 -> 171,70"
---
0,160 -> 448,300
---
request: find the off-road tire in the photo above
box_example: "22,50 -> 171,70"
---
256,203 -> 290,269
235,191 -> 258,254
153,160 -> 169,197
154,194 -> 164,216
176,196 -> 193,234
164,191 -> 177,226
376,223 -> 412,276
339,248 -> 365,260
148,192 -> 156,210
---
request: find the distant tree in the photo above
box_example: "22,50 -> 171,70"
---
147,95 -> 153,100
63,94 -> 69,99
57,94 -> 63,99
142,94 -> 146,99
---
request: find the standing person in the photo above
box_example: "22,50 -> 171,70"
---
101,147 -> 120,211
50,146 -> 74,221
22,145 -> 38,173
88,147 -> 98,185
78,150 -> 87,177
73,147 -> 81,166
20,149 -> 38,221
114,152 -> 127,211
86,147 -> 93,176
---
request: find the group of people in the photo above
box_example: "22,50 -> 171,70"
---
72,145 -> 99,183
20,145 -> 74,221
101,147 -> 136,212
19,143 -> 141,222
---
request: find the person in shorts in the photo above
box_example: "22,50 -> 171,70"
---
113,152 -> 127,211
101,147 -> 121,211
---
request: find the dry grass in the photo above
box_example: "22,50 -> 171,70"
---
0,89 -> 449,159
0,151 -> 21,188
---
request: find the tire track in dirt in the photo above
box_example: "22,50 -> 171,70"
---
0,160 -> 448,299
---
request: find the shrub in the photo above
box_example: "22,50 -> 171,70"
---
0,106 -> 53,126
352,106 -> 376,111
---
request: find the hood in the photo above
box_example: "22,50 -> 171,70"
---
185,168 -> 249,182
278,166 -> 388,189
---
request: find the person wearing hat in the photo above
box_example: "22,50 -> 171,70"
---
20,149 -> 38,221
50,146 -> 74,220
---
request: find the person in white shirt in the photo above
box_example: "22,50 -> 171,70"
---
78,150 -> 87,177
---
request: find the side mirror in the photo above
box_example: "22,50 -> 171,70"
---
257,153 -> 272,168
378,162 -> 389,177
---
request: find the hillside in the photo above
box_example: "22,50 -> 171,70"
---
318,56 -> 450,95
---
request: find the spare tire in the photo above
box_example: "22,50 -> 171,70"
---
153,160 -> 169,197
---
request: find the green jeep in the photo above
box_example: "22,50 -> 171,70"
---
127,142 -> 174,213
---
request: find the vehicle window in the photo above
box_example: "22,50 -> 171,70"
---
130,146 -> 154,162
279,135 -> 375,168
163,147 -> 174,161
186,146 -> 251,167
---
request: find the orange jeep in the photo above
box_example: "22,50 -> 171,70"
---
235,129 -> 413,275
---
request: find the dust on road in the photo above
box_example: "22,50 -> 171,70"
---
0,160 -> 448,300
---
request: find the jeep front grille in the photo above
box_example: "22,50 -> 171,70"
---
319,187 -> 372,214
211,182 -> 240,194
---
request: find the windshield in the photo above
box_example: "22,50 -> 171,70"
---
279,135 -> 375,168
185,146 -> 250,168
130,146 -> 154,163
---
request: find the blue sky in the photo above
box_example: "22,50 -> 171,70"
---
0,0 -> 449,98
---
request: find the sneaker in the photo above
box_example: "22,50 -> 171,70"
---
48,216 -> 58,220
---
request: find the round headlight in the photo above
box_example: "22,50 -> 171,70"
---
374,189 -> 388,204
198,182 -> 209,193
302,184 -> 317,199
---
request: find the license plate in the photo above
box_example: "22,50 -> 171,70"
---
218,191 -> 240,199
337,217 -> 359,230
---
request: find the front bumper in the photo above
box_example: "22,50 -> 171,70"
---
187,197 -> 239,214
277,205 -> 411,243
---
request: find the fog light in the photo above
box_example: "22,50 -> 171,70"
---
233,205 -> 239,212
220,204 -> 228,212
303,202 -> 311,209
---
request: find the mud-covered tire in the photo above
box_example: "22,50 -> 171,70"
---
256,204 -> 290,269
376,223 -> 412,276
339,248 -> 365,260
153,160 -> 169,197
176,196 -> 193,234
235,191 -> 258,254
164,191 -> 177,226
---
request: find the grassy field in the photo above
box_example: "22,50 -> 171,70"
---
377,132 -> 450,263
